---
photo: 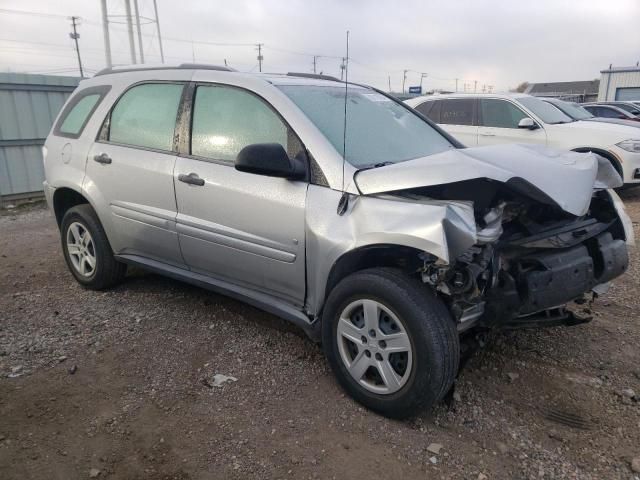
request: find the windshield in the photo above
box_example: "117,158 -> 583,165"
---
548,100 -> 594,120
614,103 -> 640,115
518,96 -> 574,124
277,85 -> 455,168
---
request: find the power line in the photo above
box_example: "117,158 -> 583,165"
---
0,8 -> 68,19
0,7 -> 496,88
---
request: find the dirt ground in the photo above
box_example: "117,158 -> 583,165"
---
1,189 -> 639,480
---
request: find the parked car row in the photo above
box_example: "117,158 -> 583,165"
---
582,101 -> 640,121
44,65 -> 634,418
539,98 -> 640,128
405,93 -> 640,185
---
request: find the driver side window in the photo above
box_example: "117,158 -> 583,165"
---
480,99 -> 529,128
191,85 -> 303,162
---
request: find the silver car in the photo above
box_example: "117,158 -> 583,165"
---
43,64 -> 633,418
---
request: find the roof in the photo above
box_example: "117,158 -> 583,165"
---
600,66 -> 640,74
405,92 -> 530,104
92,63 -> 344,87
524,80 -> 599,96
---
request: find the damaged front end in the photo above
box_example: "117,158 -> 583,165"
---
355,145 -> 633,333
420,187 -> 629,331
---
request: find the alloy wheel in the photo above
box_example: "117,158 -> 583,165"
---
336,298 -> 413,394
66,221 -> 97,277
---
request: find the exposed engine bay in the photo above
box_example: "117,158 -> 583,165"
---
395,177 -> 631,331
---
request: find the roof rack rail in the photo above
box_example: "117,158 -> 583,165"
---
286,72 -> 341,82
94,63 -> 236,77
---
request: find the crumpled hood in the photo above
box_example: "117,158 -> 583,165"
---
355,144 -> 620,216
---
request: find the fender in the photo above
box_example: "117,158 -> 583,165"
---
305,185 -> 477,317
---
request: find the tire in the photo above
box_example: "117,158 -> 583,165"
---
322,268 -> 459,419
60,204 -> 126,290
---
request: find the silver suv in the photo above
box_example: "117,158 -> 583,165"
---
44,64 -> 633,418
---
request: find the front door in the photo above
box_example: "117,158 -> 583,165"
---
477,98 -> 547,146
85,82 -> 185,266
174,83 -> 308,305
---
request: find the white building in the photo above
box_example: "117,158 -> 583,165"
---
598,65 -> 640,101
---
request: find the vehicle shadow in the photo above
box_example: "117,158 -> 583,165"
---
113,265 -> 309,339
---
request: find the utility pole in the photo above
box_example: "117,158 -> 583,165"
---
455,78 -> 458,92
402,69 -> 408,94
152,0 -> 165,63
474,80 -> 477,93
388,75 -> 391,92
312,55 -> 318,74
69,16 -> 84,78
256,43 -> 264,72
133,0 -> 144,63
124,0 -> 137,64
340,57 -> 346,80
99,0 -> 112,68
420,72 -> 428,91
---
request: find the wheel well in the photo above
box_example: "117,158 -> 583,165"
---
52,188 -> 89,226
324,245 -> 425,302
572,147 -> 623,178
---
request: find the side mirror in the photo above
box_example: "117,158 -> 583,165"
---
235,143 -> 305,180
518,118 -> 539,130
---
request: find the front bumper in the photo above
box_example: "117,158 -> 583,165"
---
517,232 -> 627,314
484,231 -> 628,326
611,146 -> 640,184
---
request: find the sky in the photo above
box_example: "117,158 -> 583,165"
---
0,0 -> 638,93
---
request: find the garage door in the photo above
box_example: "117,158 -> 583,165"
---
616,87 -> 640,101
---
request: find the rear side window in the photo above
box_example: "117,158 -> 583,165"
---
108,83 -> 183,151
191,85 -> 292,162
479,99 -> 528,128
53,86 -> 110,138
440,99 -> 474,126
414,101 -> 434,118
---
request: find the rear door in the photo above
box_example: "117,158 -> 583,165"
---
85,82 -> 185,266
173,83 -> 308,305
437,98 -> 478,146
477,98 -> 546,146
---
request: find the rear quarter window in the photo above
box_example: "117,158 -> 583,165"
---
53,85 -> 111,139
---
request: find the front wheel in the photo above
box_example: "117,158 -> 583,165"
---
322,268 -> 459,419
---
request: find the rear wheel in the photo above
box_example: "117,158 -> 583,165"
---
322,268 -> 459,419
60,204 -> 126,289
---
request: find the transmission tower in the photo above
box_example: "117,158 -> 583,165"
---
99,0 -> 165,67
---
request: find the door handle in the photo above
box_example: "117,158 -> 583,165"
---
93,153 -> 112,164
479,133 -> 496,137
178,172 -> 205,186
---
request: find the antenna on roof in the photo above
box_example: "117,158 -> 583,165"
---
341,30 -> 349,192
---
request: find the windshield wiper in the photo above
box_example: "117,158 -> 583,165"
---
356,161 -> 394,172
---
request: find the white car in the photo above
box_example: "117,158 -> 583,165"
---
405,93 -> 640,185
